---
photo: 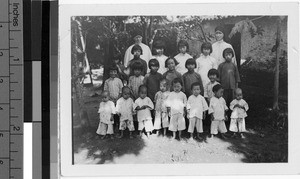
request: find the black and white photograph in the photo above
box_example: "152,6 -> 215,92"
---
59,2 -> 299,177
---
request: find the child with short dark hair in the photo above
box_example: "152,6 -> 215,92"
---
163,57 -> 182,91
182,58 -> 204,97
174,40 -> 193,75
229,88 -> 249,139
143,58 -> 163,101
204,69 -> 220,103
187,82 -> 208,140
96,91 -> 116,139
166,78 -> 187,140
134,85 -> 154,137
208,84 -> 228,139
153,79 -> 170,136
127,44 -> 148,76
128,61 -> 145,100
218,48 -> 240,105
116,86 -> 135,139
113,56 -> 128,85
103,65 -> 123,103
152,40 -> 168,74
196,42 -> 218,86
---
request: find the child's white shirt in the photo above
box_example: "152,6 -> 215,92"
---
204,81 -> 220,99
116,97 -> 134,121
187,94 -> 208,119
174,53 -> 193,75
196,54 -> 218,86
98,101 -> 116,124
152,54 -> 168,74
208,96 -> 228,121
230,99 -> 249,118
166,91 -> 187,115
134,97 -> 154,122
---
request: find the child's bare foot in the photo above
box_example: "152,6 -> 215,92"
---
101,135 -> 106,140
197,134 -> 203,140
163,129 -> 167,136
220,133 -> 227,139
240,133 -> 245,139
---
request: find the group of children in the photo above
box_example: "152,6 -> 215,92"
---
96,39 -> 249,140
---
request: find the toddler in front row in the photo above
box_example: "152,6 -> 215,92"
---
229,88 -> 249,139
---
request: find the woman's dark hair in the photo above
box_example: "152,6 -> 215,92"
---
131,44 -> 143,55
148,58 -> 159,69
201,42 -> 213,54
172,77 -> 183,86
207,68 -> 219,78
212,84 -> 223,93
185,58 -> 197,68
165,57 -> 179,68
222,48 -> 234,59
177,40 -> 189,52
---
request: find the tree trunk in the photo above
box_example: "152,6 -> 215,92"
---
273,17 -> 281,110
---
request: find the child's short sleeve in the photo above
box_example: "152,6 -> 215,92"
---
182,92 -> 187,106
204,83 -> 209,98
146,97 -> 154,110
118,78 -> 123,92
229,100 -> 236,110
116,99 -> 121,113
222,98 -> 228,111
242,99 -> 249,111
186,97 -> 192,110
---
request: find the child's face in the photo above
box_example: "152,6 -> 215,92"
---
179,46 -> 187,54
109,70 -> 117,78
160,82 -> 167,92
187,64 -> 195,72
102,92 -> 109,102
214,88 -> 224,98
150,65 -> 159,73
225,53 -> 233,62
139,88 -> 147,99
173,82 -> 182,93
235,91 -> 243,100
192,85 -> 201,96
215,31 -> 224,41
156,48 -> 164,56
167,59 -> 176,71
202,48 -> 211,56
133,50 -> 141,57
122,89 -> 131,99
134,69 -> 142,77
209,74 -> 217,82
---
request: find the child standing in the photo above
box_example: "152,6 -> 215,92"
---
229,88 -> 249,139
153,79 -> 170,136
96,91 -> 116,139
116,86 -> 135,139
204,69 -> 220,104
174,40 -> 193,75
128,61 -> 145,100
134,85 -> 154,137
218,48 -> 240,105
187,82 -> 208,140
182,58 -> 204,97
143,59 -> 163,101
208,84 -> 228,139
196,42 -> 218,87
163,57 -> 182,91
127,44 -> 148,76
103,66 -> 123,103
152,40 -> 168,74
166,78 -> 187,140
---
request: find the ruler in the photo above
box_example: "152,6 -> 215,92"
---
0,0 -> 23,178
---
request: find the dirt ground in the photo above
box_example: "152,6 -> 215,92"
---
72,71 -> 288,164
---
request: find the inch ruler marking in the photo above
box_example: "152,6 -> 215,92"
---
0,0 -> 23,178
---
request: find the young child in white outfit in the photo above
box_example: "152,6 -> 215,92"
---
187,82 -> 208,140
96,91 -> 116,139
116,86 -> 135,139
134,85 -> 154,137
208,84 -> 228,139
229,88 -> 249,138
204,69 -> 220,104
166,78 -> 187,140
153,79 -> 170,136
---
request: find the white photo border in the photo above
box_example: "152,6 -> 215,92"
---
59,2 -> 300,177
